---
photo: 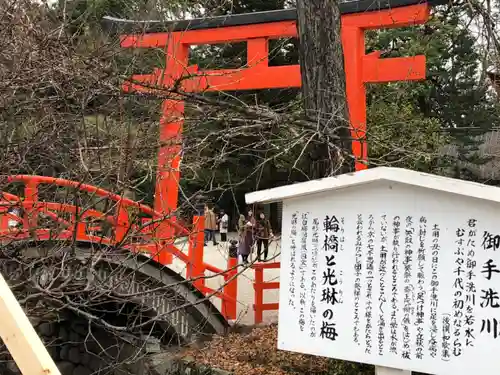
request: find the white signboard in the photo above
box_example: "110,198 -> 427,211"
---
278,180 -> 500,375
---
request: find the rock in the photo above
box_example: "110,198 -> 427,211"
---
147,352 -> 176,375
147,352 -> 233,375
141,335 -> 161,353
6,362 -> 19,374
60,346 -> 69,361
80,352 -> 90,365
57,361 -> 74,375
181,355 -> 195,363
205,367 -> 232,375
88,357 -> 102,371
46,345 -> 60,361
38,323 -> 54,336
72,365 -> 92,375
69,330 -> 81,344
68,347 -> 81,364
28,317 -> 43,327
59,326 -> 69,342
71,322 -> 87,336
126,361 -> 147,375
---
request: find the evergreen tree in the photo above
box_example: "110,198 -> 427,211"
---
365,4 -> 500,179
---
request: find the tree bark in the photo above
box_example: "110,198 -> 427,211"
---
296,0 -> 353,176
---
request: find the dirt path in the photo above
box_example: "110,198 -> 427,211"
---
172,232 -> 282,325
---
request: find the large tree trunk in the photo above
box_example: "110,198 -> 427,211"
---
296,0 -> 353,176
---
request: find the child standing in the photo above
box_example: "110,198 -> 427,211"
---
219,209 -> 229,242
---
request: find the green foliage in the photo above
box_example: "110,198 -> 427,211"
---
368,99 -> 449,173
365,4 -> 500,179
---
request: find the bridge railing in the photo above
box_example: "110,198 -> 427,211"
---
0,175 -> 238,320
252,262 -> 280,324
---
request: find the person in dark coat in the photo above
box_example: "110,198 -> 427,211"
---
237,214 -> 246,236
204,204 -> 218,246
255,212 -> 272,261
238,209 -> 255,264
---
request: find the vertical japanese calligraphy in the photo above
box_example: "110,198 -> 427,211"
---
482,230 -> 500,251
453,226 -> 466,357
429,224 -> 440,358
298,213 -> 309,332
464,219 -> 477,347
377,215 -> 388,356
315,213 -> 482,361
338,218 -> 345,303
365,214 -> 375,354
389,215 -> 401,355
289,212 -> 298,309
310,218 -> 320,338
480,227 -> 500,339
320,214 -> 342,342
415,217 -> 427,360
354,214 -> 363,345
402,216 -> 414,360
442,314 -> 451,361
277,185 -> 500,375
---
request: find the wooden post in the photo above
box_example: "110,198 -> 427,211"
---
0,271 -> 60,375
375,366 -> 411,375
24,181 -> 38,229
254,266 -> 264,324
221,257 -> 238,320
187,215 -> 205,290
114,201 -> 129,243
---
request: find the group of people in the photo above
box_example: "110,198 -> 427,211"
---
203,205 -> 229,246
237,209 -> 273,264
203,205 -> 273,264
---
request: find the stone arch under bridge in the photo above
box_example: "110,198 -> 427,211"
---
0,241 -> 228,375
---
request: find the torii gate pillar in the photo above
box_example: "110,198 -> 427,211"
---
116,2 -> 431,262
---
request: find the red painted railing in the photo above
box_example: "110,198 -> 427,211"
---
0,177 -> 292,324
252,262 -> 281,324
0,175 -> 238,320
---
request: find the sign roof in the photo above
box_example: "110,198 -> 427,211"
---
245,167 -> 500,205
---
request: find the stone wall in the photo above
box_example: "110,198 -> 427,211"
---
148,353 -> 232,375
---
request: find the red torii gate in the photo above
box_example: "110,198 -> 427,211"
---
105,0 -> 440,320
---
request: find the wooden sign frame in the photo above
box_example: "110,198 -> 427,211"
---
0,272 -> 60,375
